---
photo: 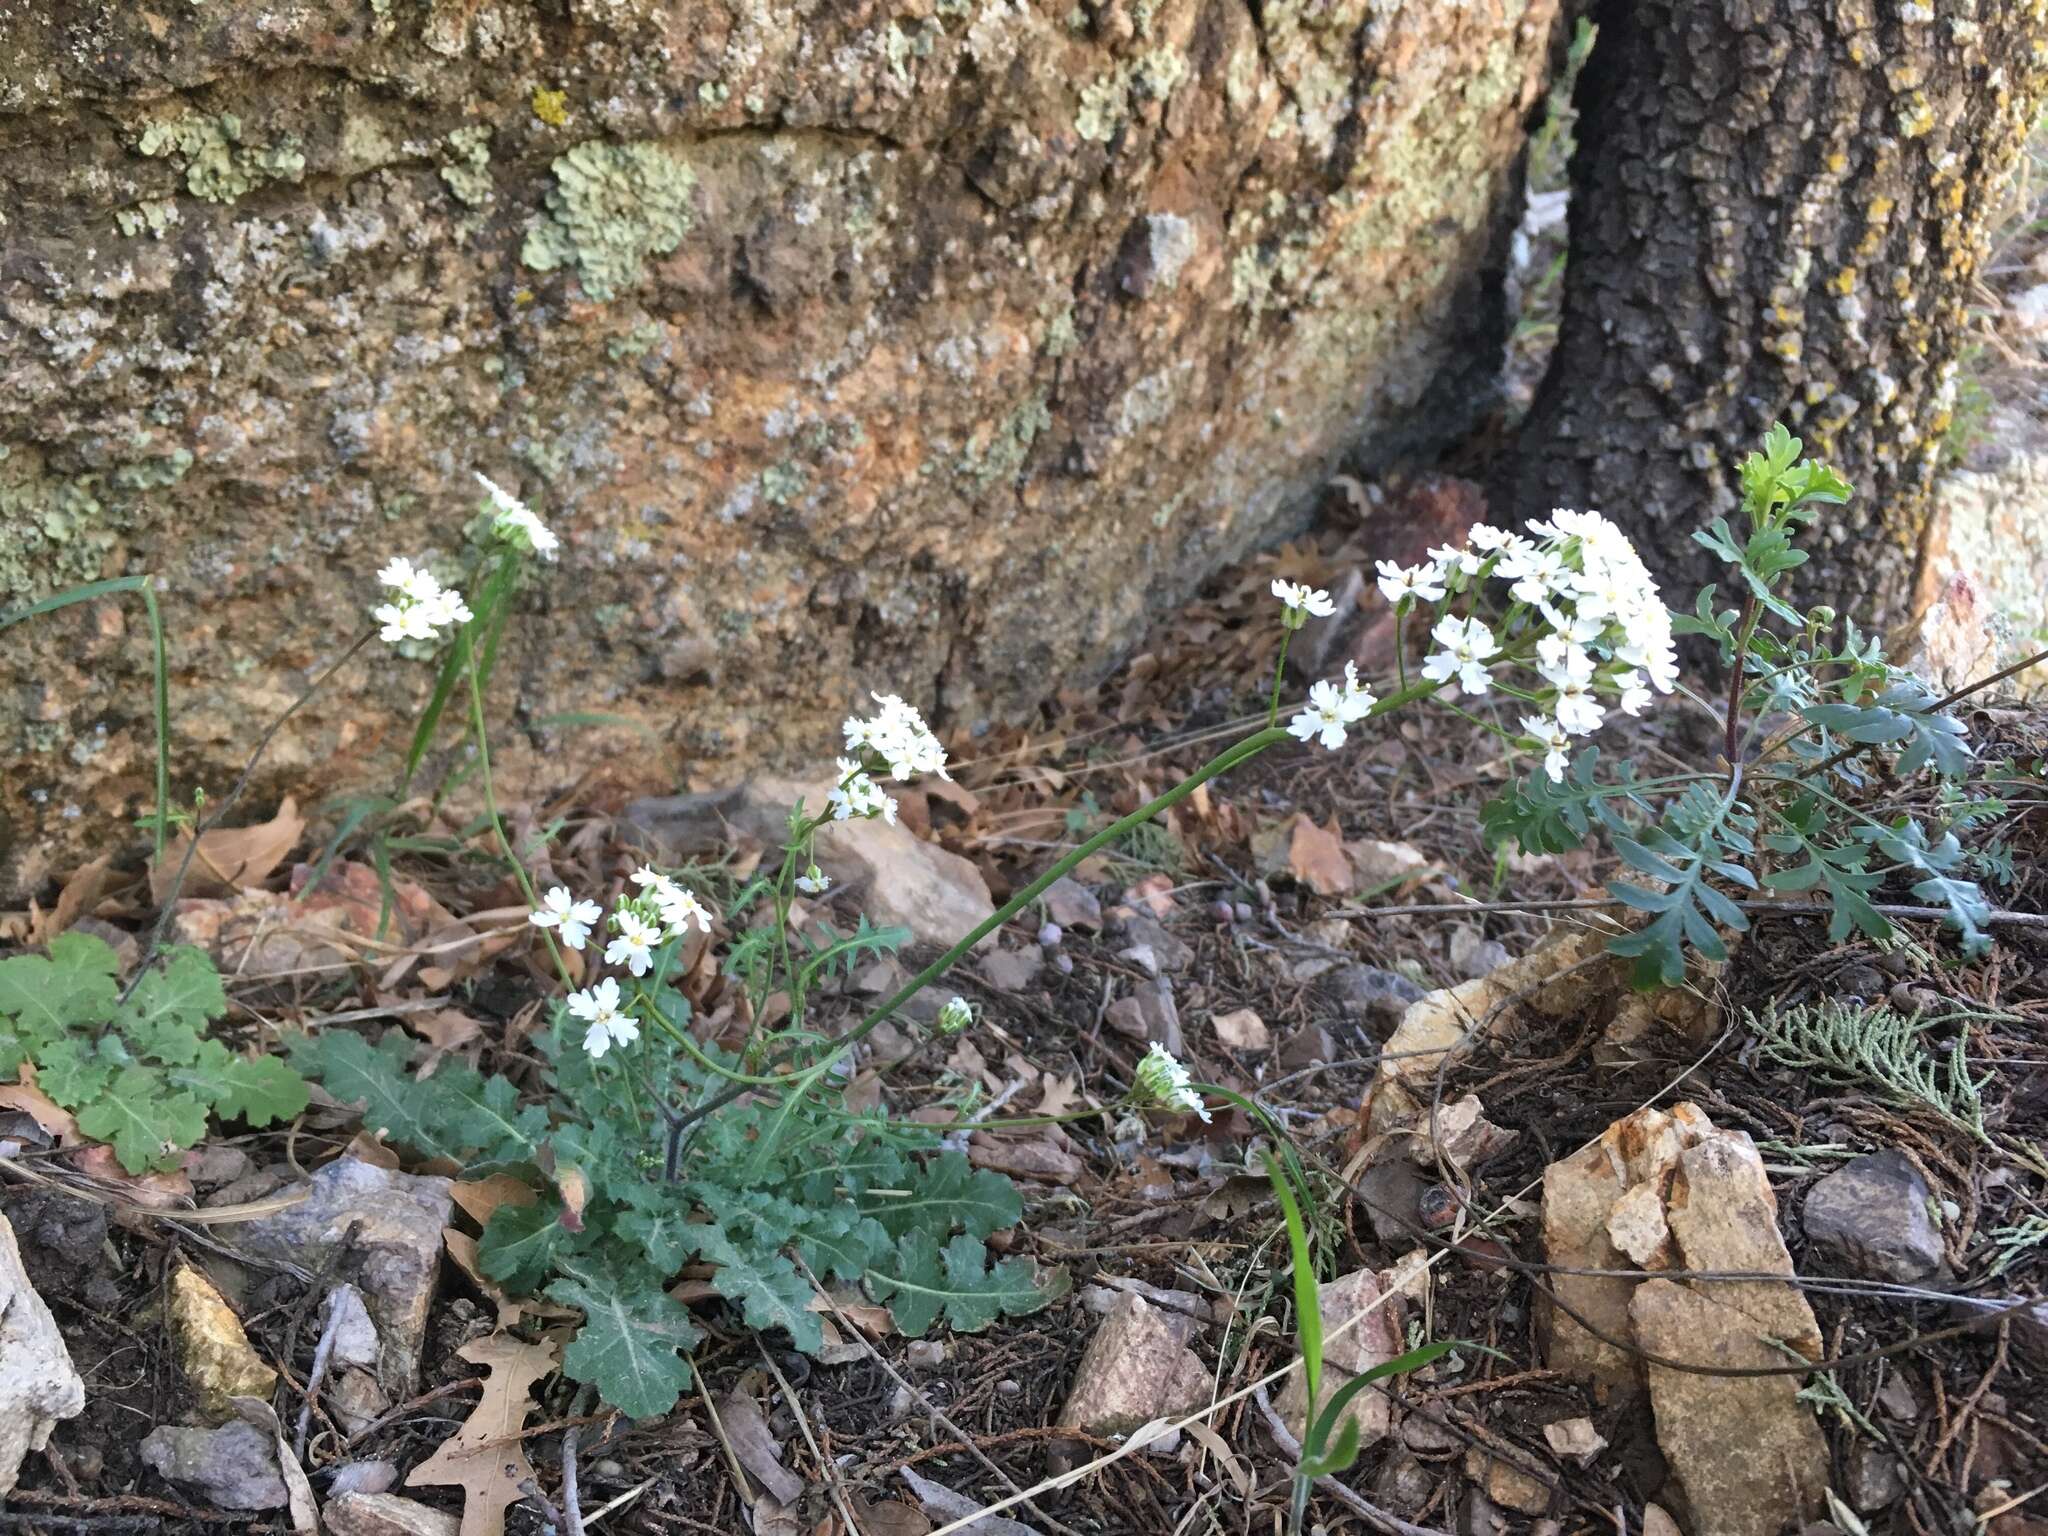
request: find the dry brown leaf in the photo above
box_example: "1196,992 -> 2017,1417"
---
442,1231 -> 525,1328
150,798 -> 305,903
967,1132 -> 1084,1185
0,1063 -> 78,1141
1126,873 -> 1176,917
716,1389 -> 805,1505
408,1007 -> 486,1053
407,1333 -> 557,1536
70,1144 -> 194,1205
1287,815 -> 1354,897
32,854 -> 113,944
449,1174 -> 538,1229
1034,1072 -> 1083,1120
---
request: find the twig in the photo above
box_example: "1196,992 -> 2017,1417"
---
561,1384 -> 596,1536
519,1477 -> 565,1535
756,1341 -> 864,1536
294,1291 -> 346,1459
790,1254 -> 1085,1536
1252,1383 -> 1452,1536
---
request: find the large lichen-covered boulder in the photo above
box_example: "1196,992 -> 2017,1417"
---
0,0 -> 1555,897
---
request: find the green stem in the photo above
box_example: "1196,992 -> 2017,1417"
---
1268,630 -> 1294,727
730,678 -> 1444,1162
465,647 -> 571,990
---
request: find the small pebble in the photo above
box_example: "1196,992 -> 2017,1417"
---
1054,953 -> 1073,975
888,1386 -> 917,1419
1038,921 -> 1062,948
593,1459 -> 625,1480
1211,899 -> 1235,925
1232,902 -> 1253,923
997,1379 -> 1022,1397
906,1339 -> 946,1368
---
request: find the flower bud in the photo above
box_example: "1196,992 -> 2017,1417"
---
935,996 -> 973,1035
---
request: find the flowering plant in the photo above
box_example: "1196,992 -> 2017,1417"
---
294,429 -> 1992,1419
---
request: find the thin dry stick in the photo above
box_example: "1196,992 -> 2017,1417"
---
923,1008 -> 1797,1536
756,1342 -> 864,1536
1328,895 -> 2048,930
1252,1383 -> 1450,1536
293,1296 -> 345,1459
790,1254 -> 1085,1536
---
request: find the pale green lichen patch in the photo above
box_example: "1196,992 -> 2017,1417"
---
440,125 -> 494,207
522,140 -> 699,302
1076,46 -> 1188,142
953,390 -> 1051,490
114,198 -> 180,239
136,113 -> 305,204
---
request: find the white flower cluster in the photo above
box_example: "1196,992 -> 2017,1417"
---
476,473 -> 559,560
935,996 -> 974,1036
1287,661 -> 1378,751
1376,509 -> 1676,780
1133,1042 -> 1212,1123
831,692 -> 950,822
374,557 -> 473,645
530,867 -> 715,1056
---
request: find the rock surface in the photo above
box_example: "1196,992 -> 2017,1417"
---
1629,1281 -> 1829,1536
324,1492 -> 461,1536
0,1212 -> 86,1497
1801,1150 -> 1945,1284
232,1156 -> 453,1393
1273,1265 -> 1409,1451
168,1265 -> 279,1419
626,779 -> 994,950
1539,1103 -> 1820,1394
1058,1292 -> 1211,1439
139,1420 -> 290,1511
0,0 -> 1558,901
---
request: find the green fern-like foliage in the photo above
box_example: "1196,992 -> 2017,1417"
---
294,998 -> 1068,1420
0,934 -> 309,1172
1747,999 -> 1989,1144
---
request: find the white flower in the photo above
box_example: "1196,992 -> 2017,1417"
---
529,886 -> 602,950
828,760 -> 897,823
843,693 -> 949,781
1420,615 -> 1500,696
1428,542 -> 1483,577
794,864 -> 831,895
1133,1043 -> 1211,1123
1341,660 -> 1377,716
373,556 -> 470,646
478,473 -> 560,560
1289,680 -> 1354,751
376,556 -> 438,601
1520,714 -> 1573,783
1467,524 -> 1514,551
936,996 -> 973,1035
656,885 -> 714,936
1503,544 -> 1568,606
1272,578 -> 1336,627
1613,668 -> 1653,717
1376,559 -> 1446,606
1288,663 -> 1376,752
605,908 -> 660,976
567,977 -> 638,1058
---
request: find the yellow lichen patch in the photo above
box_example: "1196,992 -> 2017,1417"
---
169,1266 -> 277,1419
1827,267 -> 1857,296
532,87 -> 569,126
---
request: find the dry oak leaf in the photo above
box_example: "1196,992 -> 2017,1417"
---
407,1333 -> 557,1536
150,798 -> 305,903
1286,815 -> 1354,897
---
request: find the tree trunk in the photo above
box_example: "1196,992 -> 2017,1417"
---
1511,0 -> 2048,629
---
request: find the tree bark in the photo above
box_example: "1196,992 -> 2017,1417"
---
1511,0 -> 2048,629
